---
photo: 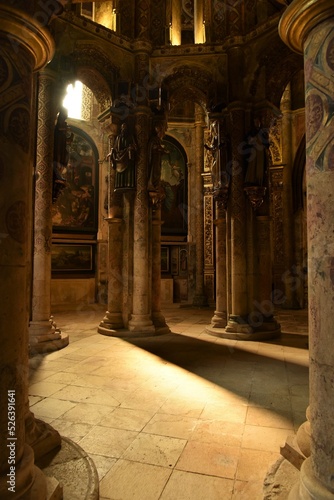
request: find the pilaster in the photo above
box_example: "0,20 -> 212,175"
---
192,105 -> 208,307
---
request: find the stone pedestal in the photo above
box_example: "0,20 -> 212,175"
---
280,2 -> 334,498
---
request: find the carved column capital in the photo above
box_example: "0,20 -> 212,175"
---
279,0 -> 334,53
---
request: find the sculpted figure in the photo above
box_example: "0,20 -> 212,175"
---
244,118 -> 270,186
108,122 -> 137,190
147,121 -> 168,192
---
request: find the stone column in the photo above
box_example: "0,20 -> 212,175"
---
128,15 -> 155,332
280,85 -> 299,308
225,105 -> 250,333
128,106 -> 155,333
29,68 -> 68,354
0,4 -> 55,498
99,123 -> 125,333
280,2 -> 334,498
209,205 -> 228,329
192,105 -> 208,306
254,215 -> 280,334
98,218 -> 124,333
151,207 -> 168,331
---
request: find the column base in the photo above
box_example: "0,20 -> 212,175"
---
152,311 -> 170,331
0,444 -> 48,500
25,410 -> 61,461
98,311 -> 124,333
128,314 -> 155,333
29,319 -> 69,356
210,310 -> 227,329
288,458 -> 334,500
206,315 -> 281,340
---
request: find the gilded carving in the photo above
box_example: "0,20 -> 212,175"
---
326,37 -> 334,70
204,195 -> 214,266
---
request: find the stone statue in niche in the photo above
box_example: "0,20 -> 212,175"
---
107,122 -> 137,190
204,119 -> 229,190
147,120 -> 169,192
244,117 -> 270,187
52,107 -> 72,203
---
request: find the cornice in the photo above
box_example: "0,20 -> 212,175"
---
0,4 -> 55,71
279,0 -> 334,53
58,10 -> 133,53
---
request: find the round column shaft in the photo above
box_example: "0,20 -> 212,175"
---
280,2 -> 334,498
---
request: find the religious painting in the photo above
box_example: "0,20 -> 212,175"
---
51,244 -> 94,273
160,136 -> 188,236
52,127 -> 98,233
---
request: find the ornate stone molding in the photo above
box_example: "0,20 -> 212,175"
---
279,0 -> 334,53
0,4 -> 55,71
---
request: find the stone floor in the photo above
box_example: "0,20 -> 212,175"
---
29,305 -> 309,500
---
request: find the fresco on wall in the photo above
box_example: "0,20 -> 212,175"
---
160,136 -> 188,236
52,127 -> 98,233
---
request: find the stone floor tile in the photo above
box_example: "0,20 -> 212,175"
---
101,407 -> 154,432
50,418 -> 94,442
246,406 -> 294,430
122,433 -> 186,467
191,419 -> 243,447
236,448 -> 281,481
60,402 -> 113,425
29,397 -> 77,420
159,396 -> 205,418
99,460 -> 172,500
176,440 -> 240,479
160,470 -> 234,500
78,425 -> 138,457
142,412 -> 198,439
232,479 -> 264,499
242,425 -> 292,453
87,454 -> 117,481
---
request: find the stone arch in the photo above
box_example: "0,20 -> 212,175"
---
69,44 -> 119,111
163,64 -> 220,112
249,38 -> 303,107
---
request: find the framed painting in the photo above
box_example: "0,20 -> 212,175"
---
160,136 -> 188,236
52,126 -> 99,234
51,244 -> 94,273
161,246 -> 169,273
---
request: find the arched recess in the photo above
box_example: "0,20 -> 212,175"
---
160,135 -> 188,236
163,64 -> 218,112
69,44 -> 118,111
